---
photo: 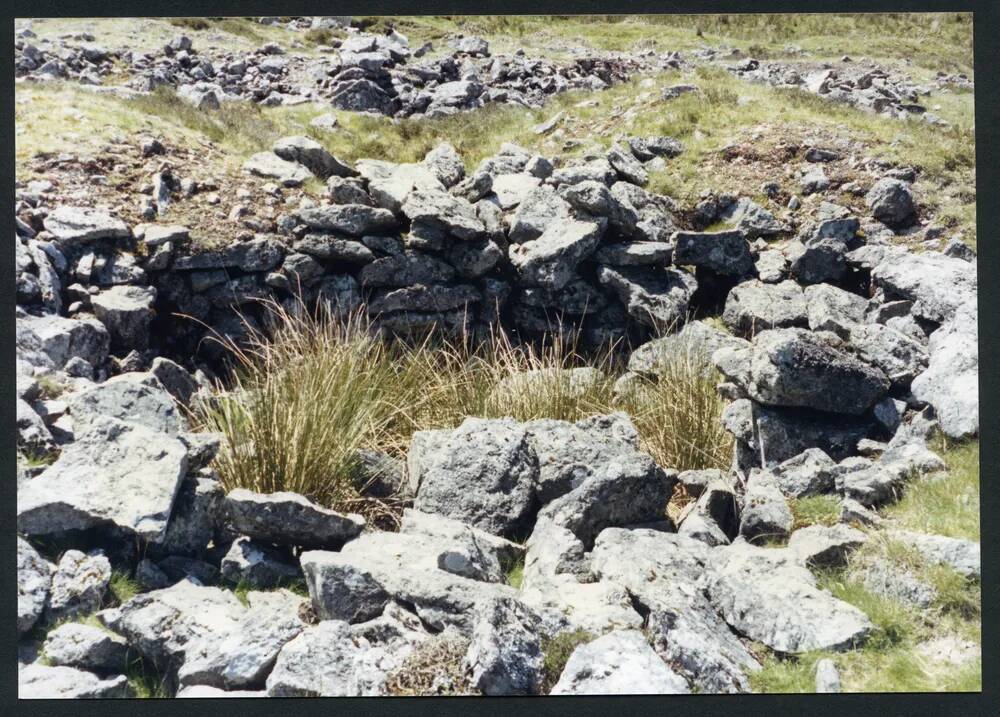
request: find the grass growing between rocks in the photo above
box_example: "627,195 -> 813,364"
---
197,301 -> 732,517
789,495 -> 842,529
107,571 -> 142,606
540,629 -> 595,693
752,439 -> 981,693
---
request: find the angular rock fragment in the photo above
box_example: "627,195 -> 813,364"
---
551,630 -> 690,695
598,265 -> 697,332
222,488 -> 365,549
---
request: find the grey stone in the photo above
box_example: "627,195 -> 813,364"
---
265,620 -> 373,697
370,284 -> 480,314
594,241 -> 672,266
46,550 -> 111,622
804,283 -> 867,338
423,142 -> 465,188
411,417 -> 539,537
298,203 -> 398,236
510,219 -> 604,290
221,537 -> 300,588
150,357 -> 201,405
359,252 -> 456,287
536,451 -> 675,548
66,371 -> 184,434
222,488 -> 365,549
591,529 -> 760,693
508,185 -> 573,243
867,178 -> 916,227
18,416 -> 188,541
744,329 -> 890,414
911,306 -> 978,439
464,596 -> 544,695
551,630 -> 690,694
18,663 -> 130,698
889,530 -> 980,579
723,280 -> 807,337
17,537 -> 51,636
598,265 -> 698,332
739,472 -> 793,543
401,189 -> 485,240
849,323 -> 928,388
629,320 -> 748,377
243,151 -> 312,186
154,475 -> 222,557
273,135 -> 353,178
43,206 -> 130,245
871,250 -> 976,324
90,284 -> 156,350
788,524 -> 868,568
707,540 -> 873,653
769,448 -> 837,498
294,233 -> 375,263
673,230 -> 753,275
815,658 -> 841,693
16,313 -> 109,371
42,623 -> 128,673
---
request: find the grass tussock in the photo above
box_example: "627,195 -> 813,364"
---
196,300 -> 732,516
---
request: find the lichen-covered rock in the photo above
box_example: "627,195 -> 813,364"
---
866,178 -> 916,227
672,230 -> 753,276
66,371 -> 185,434
739,472 -> 793,543
411,417 -> 539,538
509,219 -> 604,290
597,264 -> 697,332
220,537 -> 300,588
551,630 -> 690,695
43,206 -> 130,245
723,280 -> 808,337
788,524 -> 867,568
17,537 -> 51,636
463,596 -> 544,695
90,284 -> 156,350
18,416 -> 189,541
18,663 -> 130,698
42,622 -> 128,674
46,550 -> 111,623
222,488 -> 365,549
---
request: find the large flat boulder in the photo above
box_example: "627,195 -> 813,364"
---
551,630 -> 690,695
43,206 -> 130,245
222,488 -> 365,549
509,219 -> 605,290
18,416 -> 189,541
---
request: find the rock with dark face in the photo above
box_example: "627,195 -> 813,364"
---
42,622 -> 129,674
298,204 -> 398,236
91,284 -> 156,350
17,537 -> 51,637
359,252 -> 456,287
738,472 -> 793,543
866,178 -> 916,227
509,219 -> 605,290
597,265 -> 698,332
463,596 -> 545,695
222,489 -> 365,549
672,230 -> 754,276
410,417 -> 539,538
743,329 -> 890,415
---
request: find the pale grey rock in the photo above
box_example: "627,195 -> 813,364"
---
17,537 -> 51,636
815,658 -> 841,693
178,590 -> 305,690
17,398 -> 54,455
46,550 -> 111,622
769,448 -> 837,498
629,320 -> 748,377
889,530 -> 980,579
510,218 -> 604,290
18,416 -> 188,541
273,135 -> 353,178
551,630 -> 690,695
673,230 -> 753,275
834,459 -> 907,507
744,328 -> 890,414
866,177 -> 916,227
423,142 -> 465,188
221,537 -> 300,588
677,480 -> 739,546
524,412 -> 640,504
464,596 -> 544,695
594,241 -> 672,266
755,248 -> 788,283
66,371 -> 184,434
265,620 -> 367,696
849,323 -> 928,388
723,280 -> 807,337
871,250 -> 976,324
243,151 -> 312,186
707,540 -> 873,653
491,173 -> 542,209
591,529 -> 760,693
16,313 -> 109,371
176,685 -> 265,697
805,283 -> 867,338
537,451 -> 675,548
788,524 -> 867,568
739,472 -> 793,543
400,508 -> 524,581
507,185 -> 573,243
401,189 -> 485,240
359,251 -> 456,287
43,206 -> 130,245
298,203 -> 398,236
294,233 -> 376,263
101,579 -> 245,676
911,306 -> 978,438
222,488 -> 365,549
42,622 -> 127,673
18,663 -> 130,698
411,417 -> 539,537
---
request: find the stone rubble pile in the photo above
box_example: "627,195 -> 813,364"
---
726,57 -> 950,125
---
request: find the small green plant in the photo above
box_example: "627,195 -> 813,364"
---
36,375 -> 64,399
107,571 -> 142,606
505,559 -> 525,590
540,629 -> 595,693
124,651 -> 170,698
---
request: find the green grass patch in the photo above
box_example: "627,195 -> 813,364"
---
883,439 -> 979,540
790,495 -> 842,529
107,571 -> 142,606
505,560 -> 525,590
